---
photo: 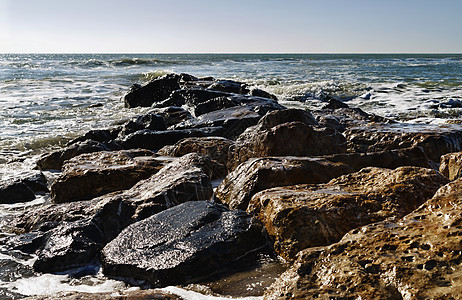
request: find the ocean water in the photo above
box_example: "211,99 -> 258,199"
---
0,53 -> 462,299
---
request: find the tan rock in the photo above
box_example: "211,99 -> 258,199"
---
51,149 -> 168,203
266,178 -> 462,299
248,166 -> 448,260
158,136 -> 233,178
215,157 -> 353,211
345,123 -> 462,162
440,152 -> 462,180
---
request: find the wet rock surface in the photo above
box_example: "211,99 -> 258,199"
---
266,178 -> 462,299
101,201 -> 269,287
345,123 -> 462,162
0,171 -> 48,204
50,149 -> 166,203
215,157 -> 354,211
248,166 -> 448,260
158,136 -> 233,179
440,151 -> 462,180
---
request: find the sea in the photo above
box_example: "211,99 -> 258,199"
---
0,53 -> 461,299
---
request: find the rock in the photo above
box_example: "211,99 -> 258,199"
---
32,218 -> 104,273
149,106 -> 194,127
115,128 -> 222,151
50,149 -> 166,203
23,290 -> 182,300
66,128 -> 121,146
313,107 -> 395,132
158,137 -> 233,179
249,88 -> 278,100
155,88 -> 230,109
440,152 -> 462,180
207,79 -> 249,94
123,74 -> 181,108
322,98 -> 350,109
266,178 -> 462,299
9,154 -> 213,273
19,171 -> 49,193
193,96 -> 240,116
248,166 -> 448,260
228,109 -> 347,171
322,146 -> 434,171
345,123 -> 462,162
119,112 -> 167,136
257,108 -> 318,129
101,201 -> 269,287
36,140 -> 117,170
0,180 -> 36,204
215,157 -> 354,211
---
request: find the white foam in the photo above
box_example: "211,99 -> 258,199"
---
160,286 -> 263,300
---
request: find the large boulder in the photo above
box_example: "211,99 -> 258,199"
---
440,152 -> 462,180
345,123 -> 462,162
123,74 -> 181,108
36,140 -> 117,170
266,178 -> 462,299
50,149 -> 167,203
228,109 -> 347,171
248,166 -> 448,260
215,157 -> 354,211
101,201 -> 268,287
158,136 -> 233,179
0,180 -> 35,204
119,112 -> 167,136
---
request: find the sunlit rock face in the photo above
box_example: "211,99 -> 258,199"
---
228,109 -> 347,171
248,166 -> 448,261
440,151 -> 462,181
50,149 -> 166,203
265,178 -> 462,299
344,123 -> 462,163
215,156 -> 353,211
101,201 -> 269,287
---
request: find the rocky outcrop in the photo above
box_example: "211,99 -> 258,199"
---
101,201 -> 268,287
150,106 -> 194,127
266,178 -> 462,299
123,74 -> 181,108
228,109 -> 347,171
440,152 -> 462,180
158,137 -> 233,179
215,157 -> 354,211
345,123 -> 462,162
50,149 -> 167,203
248,166 -> 448,260
0,180 -> 36,204
36,140 -> 117,170
119,112 -> 167,136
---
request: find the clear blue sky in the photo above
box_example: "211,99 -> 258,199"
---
1,0 -> 461,53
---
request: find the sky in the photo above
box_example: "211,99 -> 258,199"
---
1,0 -> 461,53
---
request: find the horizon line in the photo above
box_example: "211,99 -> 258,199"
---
1,52 -> 462,55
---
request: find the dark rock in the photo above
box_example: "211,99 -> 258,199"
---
257,108 -> 318,129
207,80 -> 249,94
440,152 -> 462,180
248,166 -> 448,260
50,149 -> 166,203
322,98 -> 349,109
158,137 -> 233,179
345,123 -> 462,162
215,157 -> 354,211
119,113 -> 167,136
32,218 -> 104,273
20,171 -> 49,193
66,128 -> 121,146
194,96 -> 240,116
0,180 -> 35,204
123,74 -> 181,108
36,140 -> 116,170
149,106 -> 194,127
101,201 -> 268,287
116,128 -> 222,151
249,88 -> 278,100
266,178 -> 462,299
156,88 -> 230,108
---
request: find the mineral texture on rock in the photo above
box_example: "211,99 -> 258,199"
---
440,151 -> 462,180
248,166 -> 448,260
266,178 -> 462,299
